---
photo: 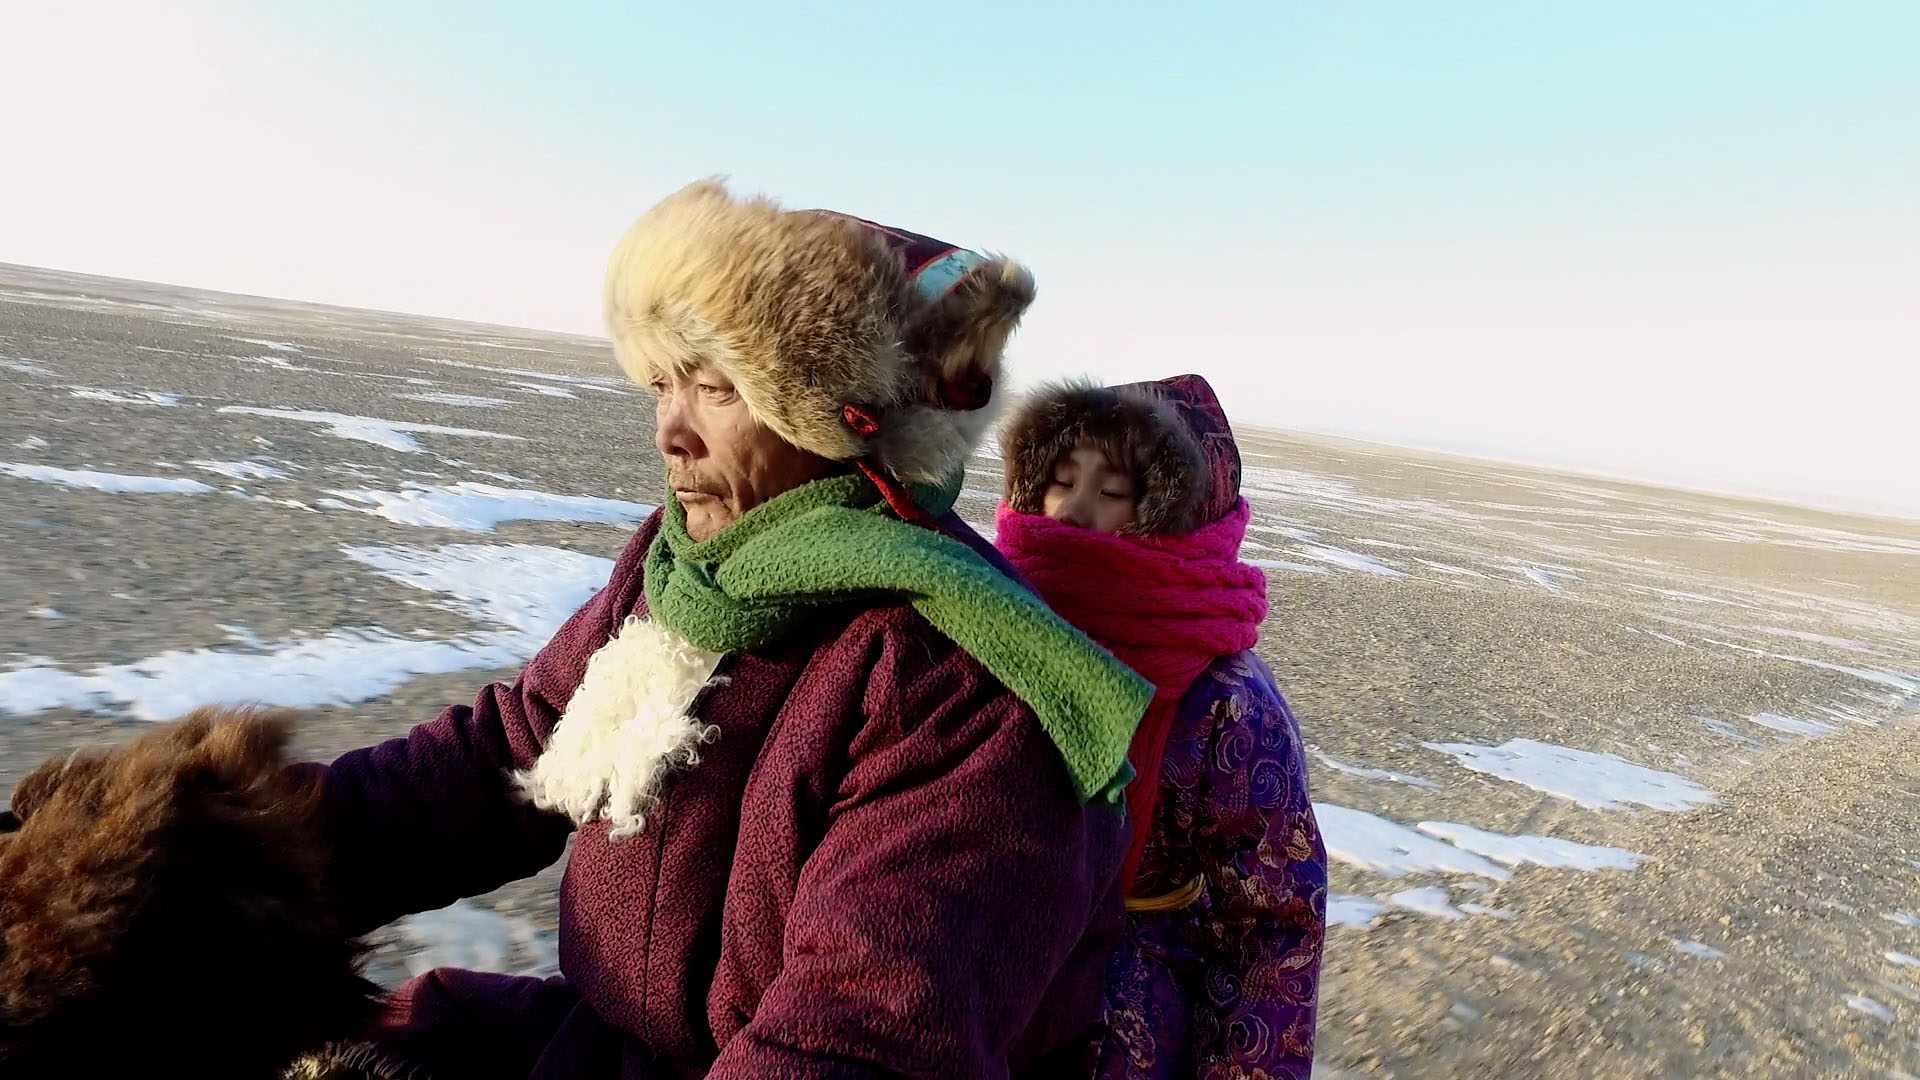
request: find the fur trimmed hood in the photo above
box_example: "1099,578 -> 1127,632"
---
604,179 -> 1036,486
1000,374 -> 1243,536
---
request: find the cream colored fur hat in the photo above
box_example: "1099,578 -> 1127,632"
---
604,178 -> 1035,485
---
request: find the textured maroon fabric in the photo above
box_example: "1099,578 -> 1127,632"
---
316,510 -> 1127,1079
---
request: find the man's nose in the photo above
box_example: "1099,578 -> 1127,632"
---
655,394 -> 701,460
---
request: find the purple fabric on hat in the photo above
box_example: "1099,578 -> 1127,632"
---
1113,374 -> 1242,528
807,211 -> 966,281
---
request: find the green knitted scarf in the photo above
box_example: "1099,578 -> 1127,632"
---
643,472 -> 1151,804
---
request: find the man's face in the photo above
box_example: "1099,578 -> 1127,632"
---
651,364 -> 834,542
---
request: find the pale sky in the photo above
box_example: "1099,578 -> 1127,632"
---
3,1 -> 1915,518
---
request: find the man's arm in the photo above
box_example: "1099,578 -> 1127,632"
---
312,514 -> 661,934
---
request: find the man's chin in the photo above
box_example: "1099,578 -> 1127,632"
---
680,500 -> 732,542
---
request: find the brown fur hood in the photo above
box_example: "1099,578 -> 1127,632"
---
604,179 -> 1036,486
999,374 -> 1243,535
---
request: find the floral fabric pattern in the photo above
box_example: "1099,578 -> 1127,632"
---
1094,651 -> 1326,1080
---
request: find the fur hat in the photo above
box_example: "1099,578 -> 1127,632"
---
1000,374 -> 1243,535
605,178 -> 1036,486
0,708 -> 381,1079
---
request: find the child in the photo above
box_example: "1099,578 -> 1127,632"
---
996,374 -> 1326,1080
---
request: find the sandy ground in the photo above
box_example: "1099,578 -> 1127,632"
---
3,264 -> 1916,1077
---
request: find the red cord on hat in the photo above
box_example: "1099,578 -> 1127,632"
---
856,460 -> 935,527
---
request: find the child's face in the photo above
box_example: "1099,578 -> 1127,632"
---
1041,443 -> 1138,533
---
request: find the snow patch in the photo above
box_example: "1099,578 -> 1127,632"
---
236,354 -> 326,374
1672,939 -> 1726,960
0,543 -> 609,720
1516,566 -> 1577,593
1629,627 -> 1694,649
235,338 -> 302,352
0,462 -> 215,495
29,607 -> 63,620
415,356 -> 629,394
1697,716 -> 1761,745
1312,750 -> 1440,788
1845,994 -> 1895,1022
1745,712 -> 1840,738
218,406 -> 523,453
1884,911 -> 1920,929
1312,803 -> 1509,880
2,358 -> 55,376
324,483 -> 655,533
1250,559 -> 1331,575
1388,886 -> 1463,920
506,381 -> 578,399
387,900 -> 558,983
1294,545 -> 1406,577
1327,895 -> 1387,927
1459,902 -> 1514,920
468,469 -> 532,485
1885,952 -> 1920,968
15,436 -> 49,450
397,391 -> 514,409
190,459 -> 289,481
1415,822 -> 1642,871
1422,738 -> 1717,812
1771,654 -> 1918,694
69,387 -> 182,407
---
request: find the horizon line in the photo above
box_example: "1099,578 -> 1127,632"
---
5,258 -> 1915,529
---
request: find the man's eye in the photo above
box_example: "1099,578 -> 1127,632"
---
1101,491 -> 1128,501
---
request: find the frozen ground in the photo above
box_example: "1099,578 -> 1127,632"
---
3,264 -> 1917,1077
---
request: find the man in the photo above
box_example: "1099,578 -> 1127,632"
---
302,180 -> 1152,1079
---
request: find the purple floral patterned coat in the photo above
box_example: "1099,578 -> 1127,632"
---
1093,650 -> 1325,1080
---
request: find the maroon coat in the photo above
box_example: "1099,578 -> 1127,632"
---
312,511 -> 1127,1079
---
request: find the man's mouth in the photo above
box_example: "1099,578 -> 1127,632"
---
672,481 -> 720,501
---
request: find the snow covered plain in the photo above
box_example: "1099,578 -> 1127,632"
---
3,265 -> 1917,1076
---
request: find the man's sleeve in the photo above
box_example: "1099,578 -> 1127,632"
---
312,514 -> 660,934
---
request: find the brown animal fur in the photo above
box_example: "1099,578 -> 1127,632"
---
999,380 -> 1210,536
0,707 -> 381,1078
604,178 -> 1034,485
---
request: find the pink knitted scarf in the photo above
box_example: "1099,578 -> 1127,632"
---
994,499 -> 1269,893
